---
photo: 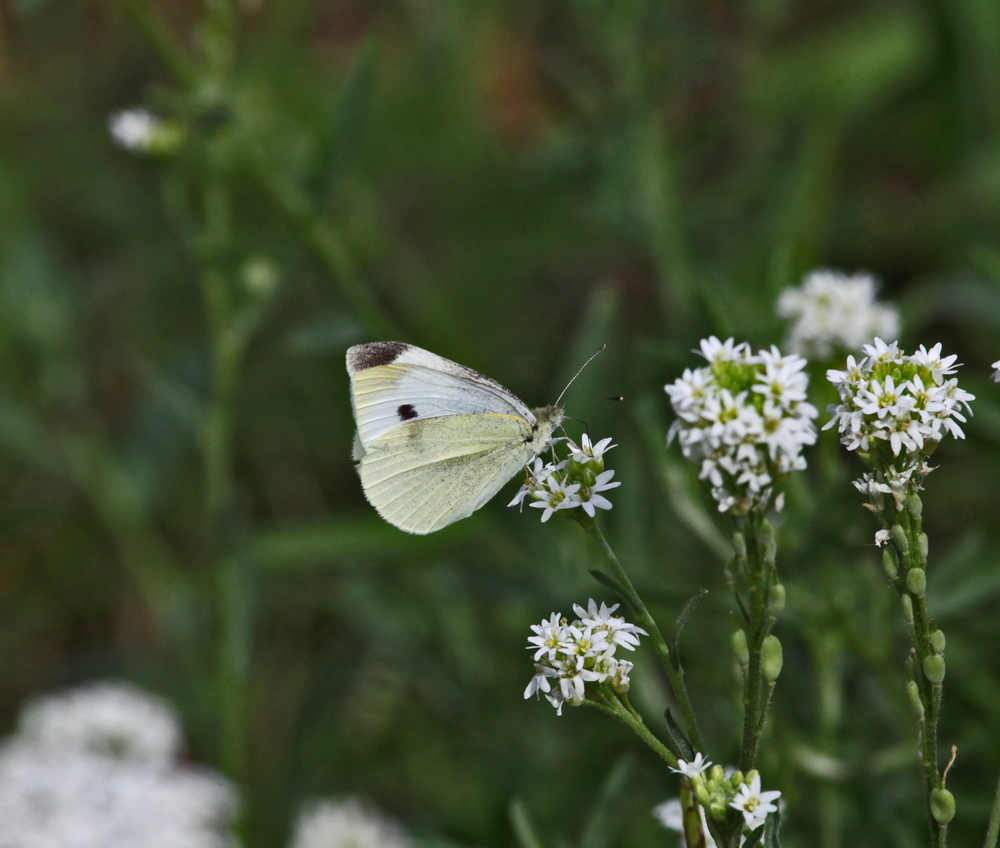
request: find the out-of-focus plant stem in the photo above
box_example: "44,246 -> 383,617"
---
115,0 -> 195,88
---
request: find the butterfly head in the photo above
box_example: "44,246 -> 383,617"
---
530,404 -> 564,455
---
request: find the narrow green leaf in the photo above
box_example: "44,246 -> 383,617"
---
669,588 -> 708,666
578,753 -> 634,848
764,808 -> 783,848
663,709 -> 695,760
509,798 -> 548,848
588,570 -> 638,615
743,825 -> 765,848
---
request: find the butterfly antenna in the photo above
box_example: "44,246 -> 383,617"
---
555,344 -> 606,407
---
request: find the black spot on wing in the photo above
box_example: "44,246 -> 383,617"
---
397,403 -> 418,421
347,342 -> 409,372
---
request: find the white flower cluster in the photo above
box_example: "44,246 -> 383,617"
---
777,269 -> 900,358
655,757 -> 781,839
524,599 -> 646,715
509,434 -> 620,522
290,798 -> 412,848
825,339 -> 974,506
0,681 -> 237,848
665,337 -> 818,513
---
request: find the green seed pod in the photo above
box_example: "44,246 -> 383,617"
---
906,568 -> 927,596
917,533 -> 929,562
768,583 -> 786,615
761,635 -> 784,682
757,520 -> 775,551
907,680 -> 925,718
733,532 -> 747,559
883,547 -> 899,579
930,629 -> 946,654
906,494 -> 923,518
901,594 -> 914,623
924,655 -> 946,685
764,536 -> 777,565
731,629 -> 750,666
930,788 -> 956,824
891,524 -> 909,553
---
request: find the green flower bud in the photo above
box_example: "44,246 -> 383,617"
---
883,547 -> 898,579
907,680 -> 925,718
891,525 -> 909,553
709,801 -> 727,820
930,629 -> 946,654
709,764 -> 724,785
901,594 -> 914,624
917,533 -> 929,562
731,629 -> 750,666
906,568 -> 926,597
241,256 -> 280,299
762,635 -> 784,682
906,494 -> 923,518
930,788 -> 956,824
768,583 -> 786,615
924,655 -> 946,685
730,770 -> 745,789
733,532 -> 747,559
695,785 -> 710,807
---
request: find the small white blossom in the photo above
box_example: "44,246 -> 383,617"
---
569,434 -> 616,463
826,339 -> 974,501
529,476 -> 581,522
670,752 -> 712,778
666,338 -> 818,513
875,529 -> 891,547
653,799 -> 718,848
525,599 -> 644,714
109,108 -> 162,152
730,774 -> 781,831
778,270 -> 900,358
290,797 -> 412,848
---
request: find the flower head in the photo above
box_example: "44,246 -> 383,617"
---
670,752 -> 713,778
777,269 -> 900,358
666,338 -> 818,513
524,599 -> 644,714
290,798 -> 412,848
730,774 -> 781,831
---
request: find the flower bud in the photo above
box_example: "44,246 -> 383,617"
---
730,770 -> 745,788
762,635 -> 784,682
241,256 -> 280,299
923,655 -> 946,685
883,547 -> 898,579
907,680 -> 925,718
906,494 -> 923,518
709,764 -> 724,785
917,533 -> 929,562
906,568 -> 926,597
930,788 -> 956,824
901,595 -> 914,623
930,629 -> 946,654
891,525 -> 909,553
733,532 -> 746,559
695,785 -> 710,807
731,629 -> 750,666
709,801 -> 727,820
768,583 -> 786,615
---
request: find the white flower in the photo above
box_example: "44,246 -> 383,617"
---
19,681 -> 181,770
653,798 -> 718,848
0,682 -> 237,848
529,476 -> 581,522
569,434 -> 616,463
730,775 -> 781,830
826,340 -> 974,498
576,469 -> 620,517
992,358 -> 1000,382
108,107 -> 162,152
290,797 -> 412,848
572,599 -> 647,651
875,529 -> 891,547
777,270 -> 900,358
666,339 -> 818,513
670,752 -> 713,778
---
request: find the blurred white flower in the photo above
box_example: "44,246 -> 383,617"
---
777,270 -> 900,358
666,338 -> 818,514
289,798 -> 412,848
992,358 -> 1000,382
0,682 -> 237,848
109,108 -> 162,153
730,775 -> 781,831
19,681 -> 181,769
652,798 -> 718,848
524,599 -> 644,714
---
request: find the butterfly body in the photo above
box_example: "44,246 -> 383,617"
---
347,342 -> 563,534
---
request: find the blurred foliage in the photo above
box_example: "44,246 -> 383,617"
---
1,0 -> 1000,846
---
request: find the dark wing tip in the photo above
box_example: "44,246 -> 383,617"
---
346,341 -> 409,373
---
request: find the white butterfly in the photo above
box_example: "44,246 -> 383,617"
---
347,341 -> 565,534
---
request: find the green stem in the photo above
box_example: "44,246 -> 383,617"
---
114,0 -> 195,87
584,694 -> 678,768
984,769 -> 1000,848
578,517 -> 705,754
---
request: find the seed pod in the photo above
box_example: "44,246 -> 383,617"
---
906,494 -> 923,518
768,583 -> 786,615
731,629 -> 750,666
917,533 -> 929,562
906,568 -> 927,597
930,629 -> 946,653
733,532 -> 747,559
762,635 -> 784,682
891,525 -> 909,553
924,655 -> 946,685
901,595 -> 914,624
883,547 -> 899,579
930,788 -> 956,824
907,680 -> 925,718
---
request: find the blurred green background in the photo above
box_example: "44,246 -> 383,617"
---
2,0 -> 1000,846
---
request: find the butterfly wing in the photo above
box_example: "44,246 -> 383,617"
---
347,342 -> 534,448
358,413 -> 537,534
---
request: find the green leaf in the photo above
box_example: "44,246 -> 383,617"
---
764,808 -> 783,848
663,709 -> 695,760
743,825 -> 765,848
509,798 -> 549,848
578,753 -> 634,848
669,588 -> 708,668
588,570 -> 638,615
